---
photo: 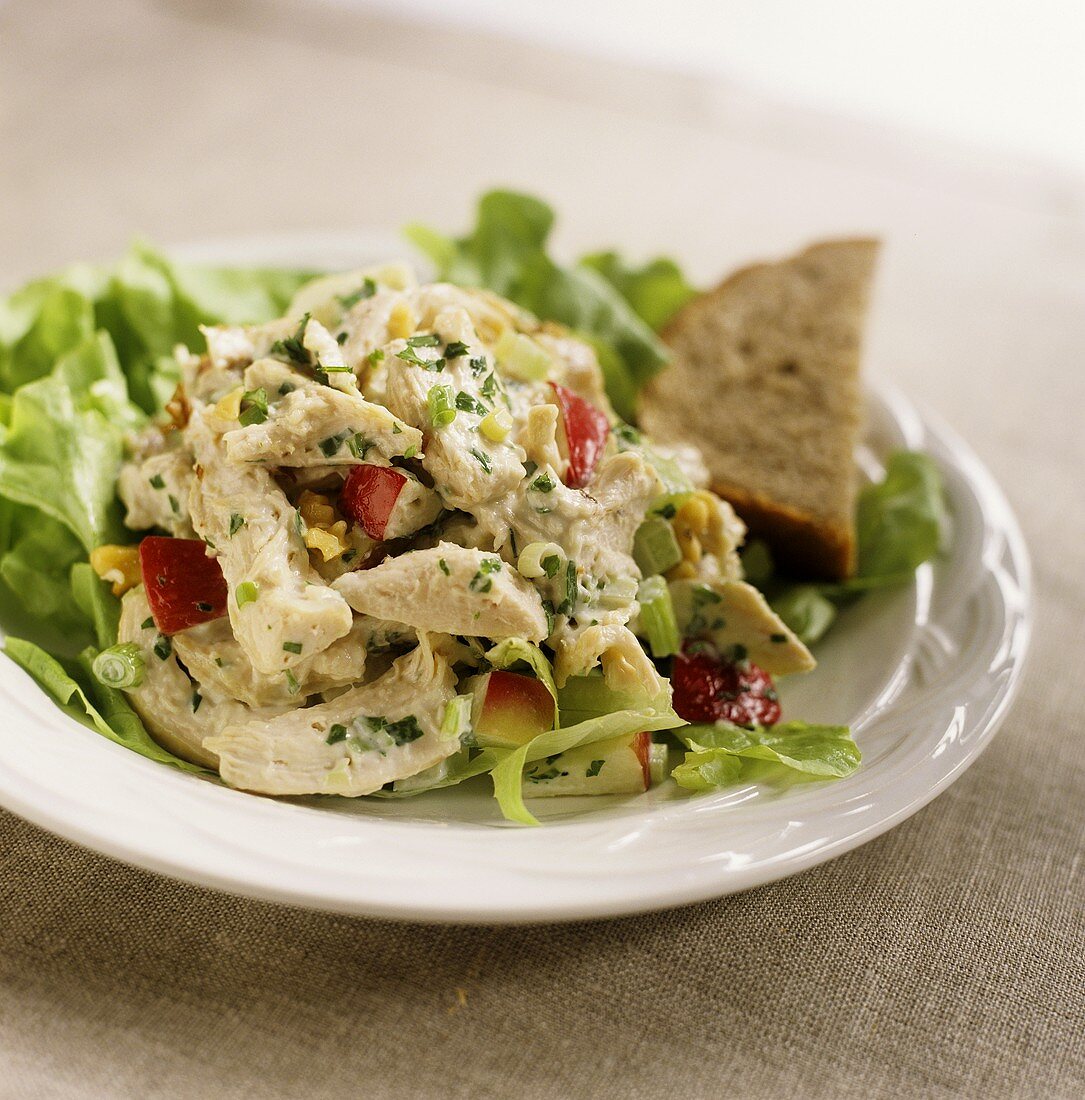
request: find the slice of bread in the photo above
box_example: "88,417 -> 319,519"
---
639,239 -> 879,580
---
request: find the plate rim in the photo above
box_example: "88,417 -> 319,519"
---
0,237 -> 1032,924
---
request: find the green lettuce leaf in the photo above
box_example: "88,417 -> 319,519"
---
579,251 -> 696,331
0,510 -> 92,645
769,584 -> 838,646
759,451 -> 947,645
0,331 -> 135,551
0,280 -> 98,393
491,707 -> 685,825
852,451 -> 948,587
405,190 -> 674,418
3,637 -> 210,774
69,561 -> 121,650
673,721 -> 860,791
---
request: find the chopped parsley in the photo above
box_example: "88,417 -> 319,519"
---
469,557 -> 502,593
153,634 -> 172,661
270,312 -> 311,365
319,433 -> 344,457
469,356 -> 487,376
469,447 -> 492,473
396,345 -> 445,371
238,387 -> 269,427
326,723 -> 348,745
168,494 -> 180,514
191,690 -> 202,713
337,278 -> 377,309
406,333 -> 441,347
614,423 -> 641,448
541,554 -> 562,578
454,391 -> 488,416
229,513 -> 245,537
770,632 -> 787,644
148,474 -> 165,490
586,759 -> 605,778
480,371 -> 499,399
439,558 -> 450,576
444,340 -> 469,359
140,617 -> 154,630
531,473 -> 555,493
346,433 -> 373,459
383,715 -> 424,745
278,381 -> 296,396
283,641 -> 303,655
284,669 -> 301,695
366,348 -> 385,367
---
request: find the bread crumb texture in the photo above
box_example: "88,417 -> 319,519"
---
640,239 -> 879,579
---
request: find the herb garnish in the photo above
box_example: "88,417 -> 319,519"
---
238,388 -> 269,426
455,392 -> 488,416
337,278 -> 377,309
270,312 -> 311,365
469,447 -> 492,473
469,557 -> 502,593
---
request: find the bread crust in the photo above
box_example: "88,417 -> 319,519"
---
642,238 -> 879,582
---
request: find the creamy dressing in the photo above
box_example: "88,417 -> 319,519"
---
113,273 -> 806,794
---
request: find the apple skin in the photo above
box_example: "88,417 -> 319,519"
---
340,465 -> 407,539
472,669 -> 556,748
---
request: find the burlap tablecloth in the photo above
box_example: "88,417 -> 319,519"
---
1,2 -> 1082,1096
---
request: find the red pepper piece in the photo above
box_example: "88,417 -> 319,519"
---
672,642 -> 781,727
340,464 -> 407,540
139,536 -> 228,635
551,382 -> 610,489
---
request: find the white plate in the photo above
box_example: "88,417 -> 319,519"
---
0,234 -> 1031,923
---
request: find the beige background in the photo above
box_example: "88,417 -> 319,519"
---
1,1 -> 1083,1096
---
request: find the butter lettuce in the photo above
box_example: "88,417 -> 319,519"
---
3,637 -> 209,774
673,721 -> 860,791
0,245 -> 314,766
579,251 -> 696,331
765,451 -> 948,644
0,331 -> 134,552
853,450 -> 948,587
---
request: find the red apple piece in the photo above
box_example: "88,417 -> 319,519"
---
550,382 -> 610,489
470,669 -> 556,749
139,536 -> 228,635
